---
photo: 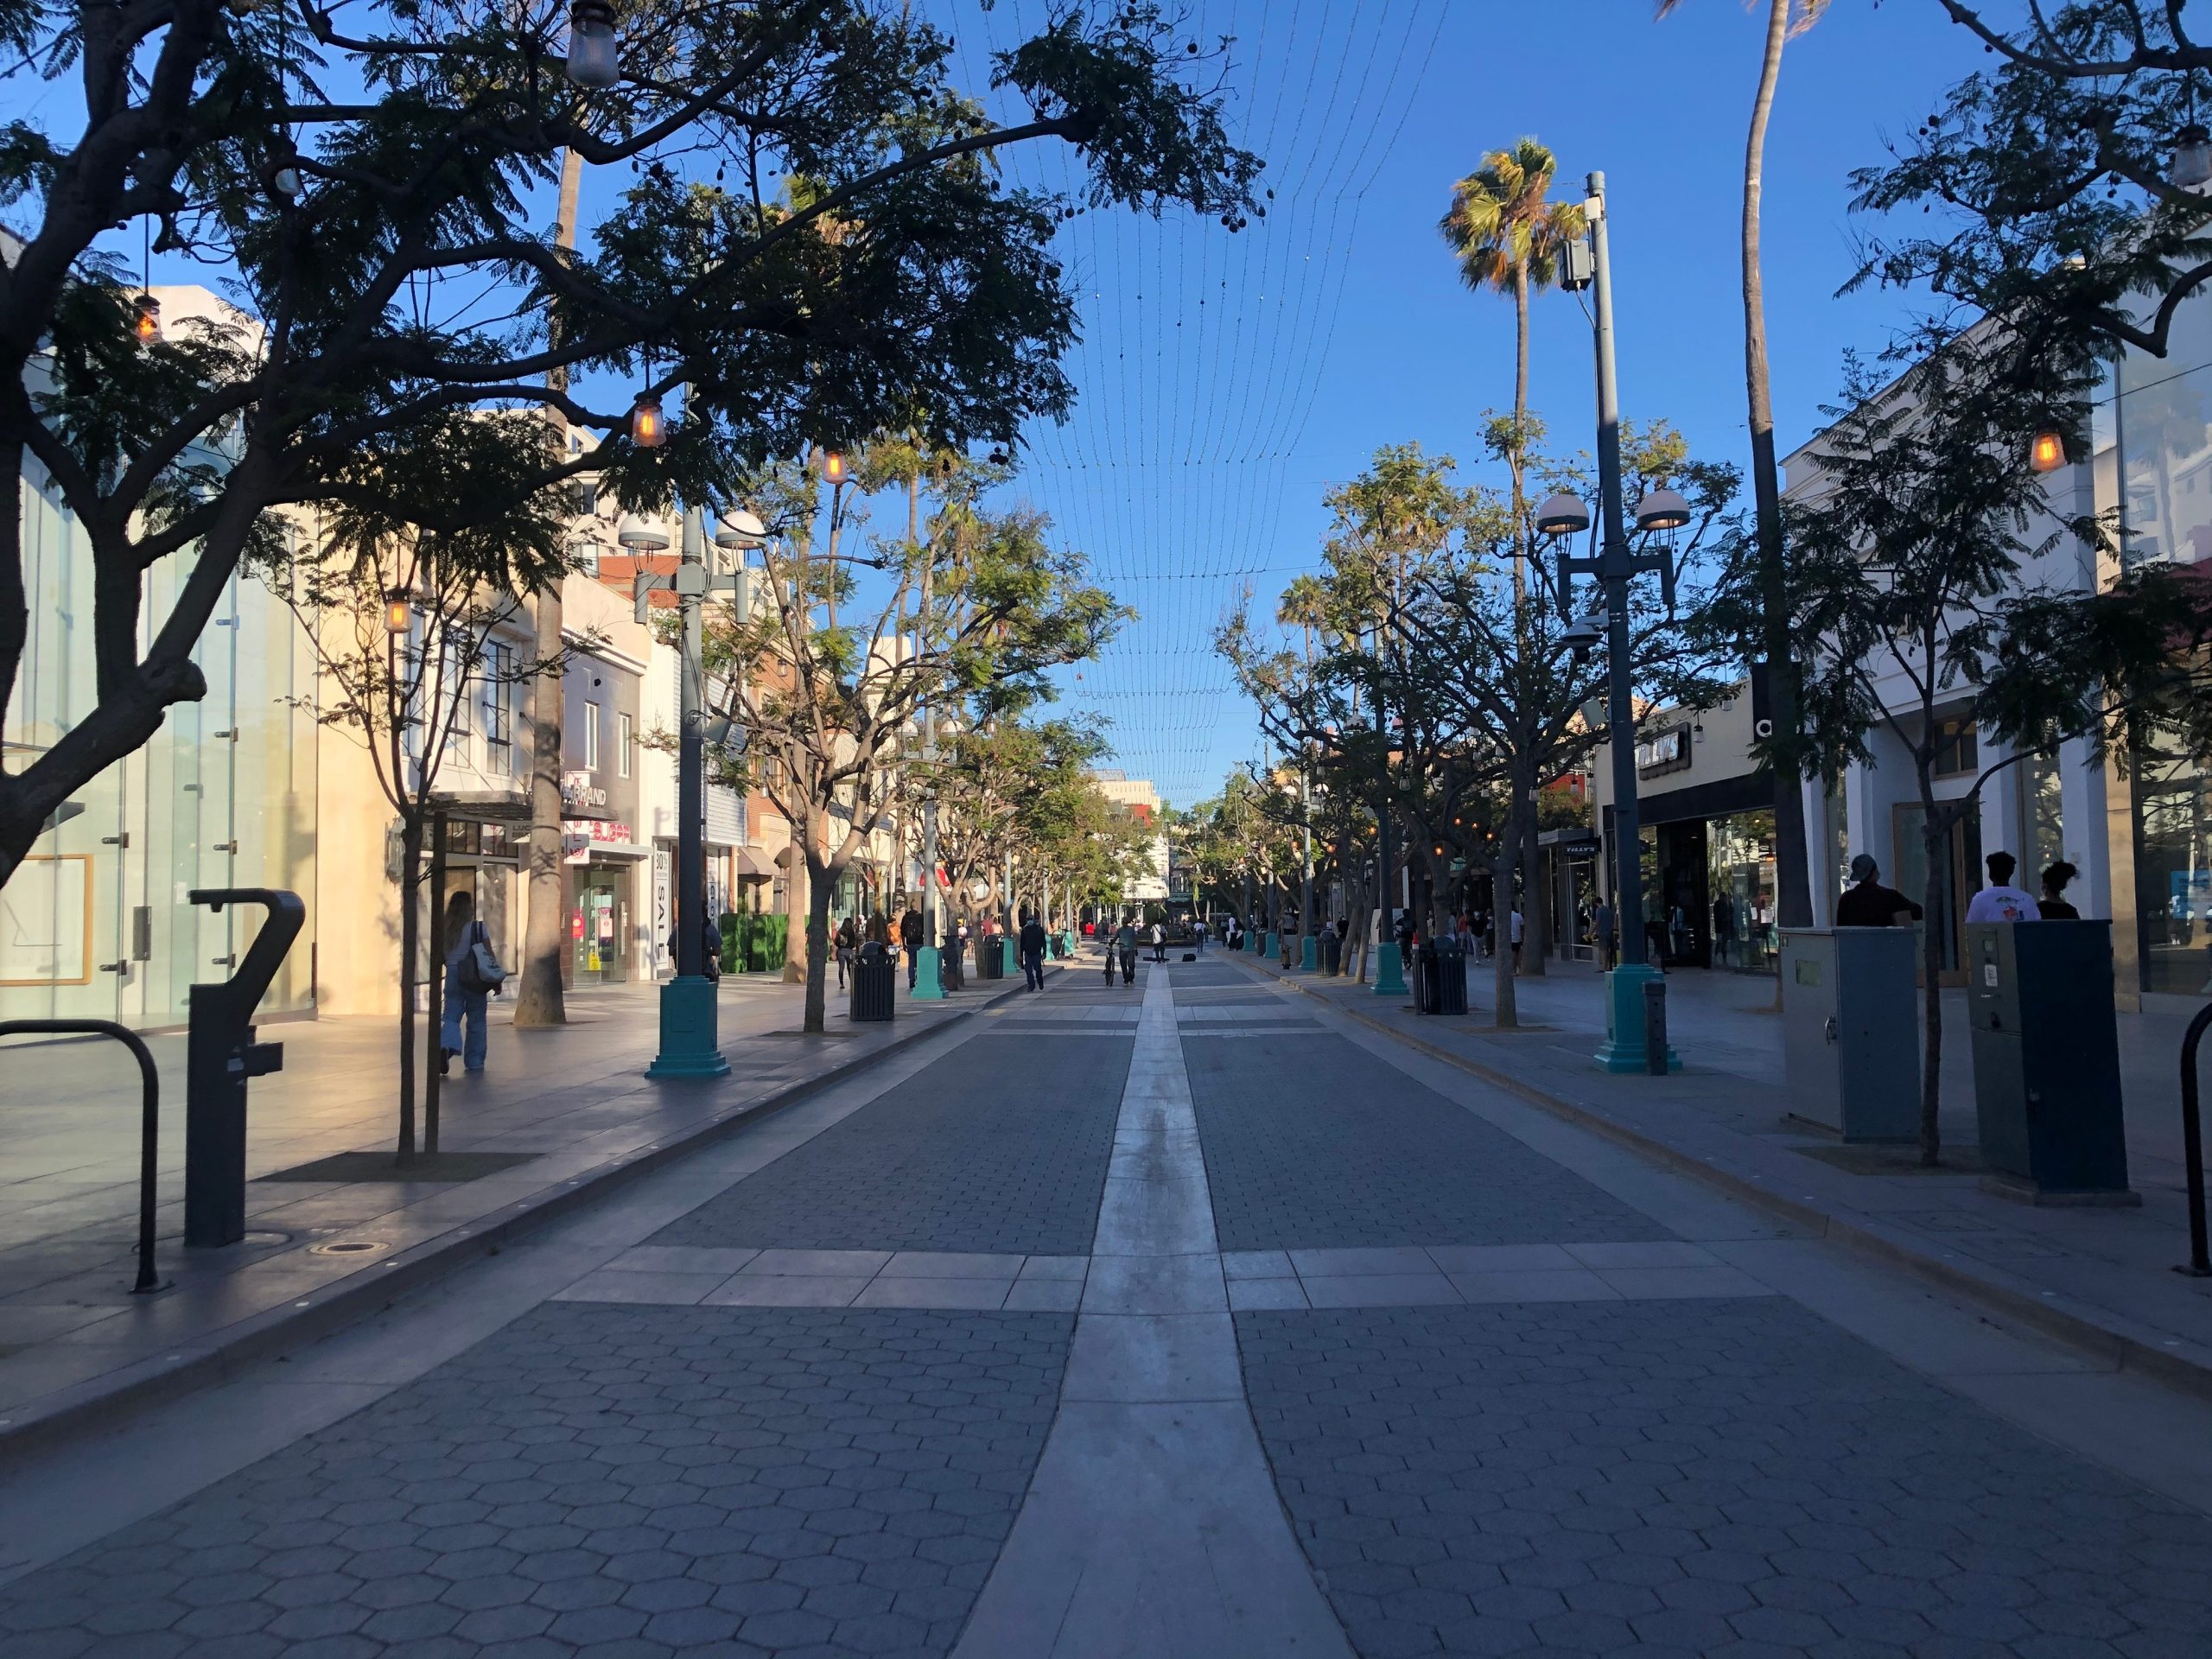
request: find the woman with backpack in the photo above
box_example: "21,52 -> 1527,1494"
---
441,889 -> 502,1076
834,913 -> 858,990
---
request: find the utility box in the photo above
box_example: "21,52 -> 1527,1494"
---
1965,920 -> 2136,1204
1781,928 -> 1917,1142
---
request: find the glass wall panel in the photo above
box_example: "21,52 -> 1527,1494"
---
2133,744 -> 2212,995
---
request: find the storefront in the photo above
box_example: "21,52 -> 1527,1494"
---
1538,828 -> 1601,963
1591,684 -> 1780,976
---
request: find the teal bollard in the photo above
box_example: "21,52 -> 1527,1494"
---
1371,942 -> 1408,996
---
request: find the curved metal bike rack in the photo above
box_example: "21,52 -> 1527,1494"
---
0,1019 -> 164,1294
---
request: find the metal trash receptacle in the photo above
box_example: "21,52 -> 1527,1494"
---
1411,942 -> 1439,1014
976,938 -> 1005,979
1781,928 -> 1917,1142
1322,932 -> 1342,974
1966,920 -> 2135,1203
849,941 -> 895,1022
1433,937 -> 1468,1014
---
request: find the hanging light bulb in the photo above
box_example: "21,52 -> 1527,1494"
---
385,593 -> 413,635
630,392 -> 665,448
131,293 -> 161,346
2174,124 -> 2212,190
819,448 -> 849,485
566,0 -> 620,89
2029,430 -> 2068,473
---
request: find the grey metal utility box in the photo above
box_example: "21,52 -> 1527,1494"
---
1964,920 -> 2134,1203
1781,928 -> 1918,1142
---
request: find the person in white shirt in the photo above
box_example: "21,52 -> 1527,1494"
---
1509,906 -> 1525,967
1963,850 -> 2041,924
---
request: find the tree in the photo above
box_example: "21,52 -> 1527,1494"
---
1657,0 -> 1828,936
708,455 -> 1123,1032
0,0 -> 1261,880
1777,317 -> 2207,1166
1847,1 -> 2212,368
1439,139 -> 1584,595
262,415 -> 573,1161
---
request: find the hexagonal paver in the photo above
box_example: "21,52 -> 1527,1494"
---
1236,1298 -> 2212,1657
0,1305 -> 1070,1659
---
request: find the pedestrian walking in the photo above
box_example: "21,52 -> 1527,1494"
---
1964,850 -> 2040,924
1834,854 -> 1923,927
1116,918 -> 1139,984
2037,861 -> 2082,919
899,903 -> 925,988
441,890 -> 501,1076
866,906 -> 891,948
1509,906 -> 1524,969
834,914 -> 857,990
1149,919 -> 1166,963
1020,911 -> 1049,991
669,913 -> 722,981
1193,918 -> 1207,953
1592,897 -> 1615,972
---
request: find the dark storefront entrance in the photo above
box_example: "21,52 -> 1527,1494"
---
1604,772 -> 1778,976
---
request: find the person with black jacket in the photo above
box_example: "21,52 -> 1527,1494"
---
1019,912 -> 1049,991
899,905 -> 925,988
1835,855 -> 1924,927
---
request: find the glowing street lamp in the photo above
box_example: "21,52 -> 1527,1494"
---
630,392 -> 665,448
131,294 -> 162,346
2029,430 -> 2068,474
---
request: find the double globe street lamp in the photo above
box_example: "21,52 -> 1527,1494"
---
1531,169 -> 1688,1075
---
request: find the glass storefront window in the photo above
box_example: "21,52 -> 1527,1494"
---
1709,808 -> 1777,972
2114,290 -> 2212,570
2134,744 -> 2212,995
2018,752 -> 2065,886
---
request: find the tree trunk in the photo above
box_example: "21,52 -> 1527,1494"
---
1920,806 -> 1947,1166
803,854 -> 836,1033
1744,0 -> 1814,933
783,834 -> 811,986
1519,791 -> 1548,976
1510,257 -> 1531,603
518,152 -> 581,1027
395,817 -> 423,1164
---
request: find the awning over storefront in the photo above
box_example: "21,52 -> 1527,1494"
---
732,846 -> 777,880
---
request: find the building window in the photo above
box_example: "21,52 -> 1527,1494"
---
1930,720 -> 1979,779
480,643 -> 513,775
582,700 -> 601,771
2018,749 -> 2063,881
618,711 -> 632,778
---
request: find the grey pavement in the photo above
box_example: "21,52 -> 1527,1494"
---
0,944 -> 2207,1657
0,968 -> 1030,1446
1241,948 -> 2212,1399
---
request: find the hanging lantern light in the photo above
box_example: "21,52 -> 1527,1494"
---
819,448 -> 849,485
2174,124 -> 2212,190
384,593 -> 413,635
565,0 -> 620,89
2029,430 -> 2068,474
629,392 -> 665,448
131,293 -> 162,346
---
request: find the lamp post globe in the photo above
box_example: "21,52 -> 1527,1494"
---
1535,493 -> 1591,537
1631,487 -> 1691,533
617,513 -> 670,552
565,1 -> 620,88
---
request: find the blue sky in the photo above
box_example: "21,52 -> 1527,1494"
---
984,0 -> 1985,810
41,0 -> 1990,810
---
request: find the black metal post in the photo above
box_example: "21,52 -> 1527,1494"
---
2181,1002 -> 2212,1277
0,1020 -> 164,1292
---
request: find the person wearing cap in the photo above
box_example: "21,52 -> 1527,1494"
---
1835,854 -> 1924,927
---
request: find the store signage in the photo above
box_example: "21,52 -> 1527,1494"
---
1635,724 -> 1692,779
561,769 -> 609,814
562,819 -> 634,860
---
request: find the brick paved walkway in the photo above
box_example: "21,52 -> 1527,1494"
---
1,951 -> 2207,1658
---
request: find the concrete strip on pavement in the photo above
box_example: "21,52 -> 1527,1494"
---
953,964 -> 1354,1659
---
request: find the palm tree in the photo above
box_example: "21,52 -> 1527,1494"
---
1439,138 -> 1584,591
1277,573 -> 1329,664
1658,0 -> 1828,933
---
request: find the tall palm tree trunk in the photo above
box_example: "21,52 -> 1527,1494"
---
515,147 -> 583,1027
1510,257 -> 1531,603
1745,0 -> 1813,931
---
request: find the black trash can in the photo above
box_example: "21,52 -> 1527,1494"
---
1412,941 -> 1440,1014
849,941 -> 895,1022
942,937 -> 964,989
1433,937 -> 1468,1015
1322,931 -> 1342,975
976,937 -> 1005,980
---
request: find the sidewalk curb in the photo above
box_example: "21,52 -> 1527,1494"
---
0,972 -> 1047,1469
1238,955 -> 2212,1405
